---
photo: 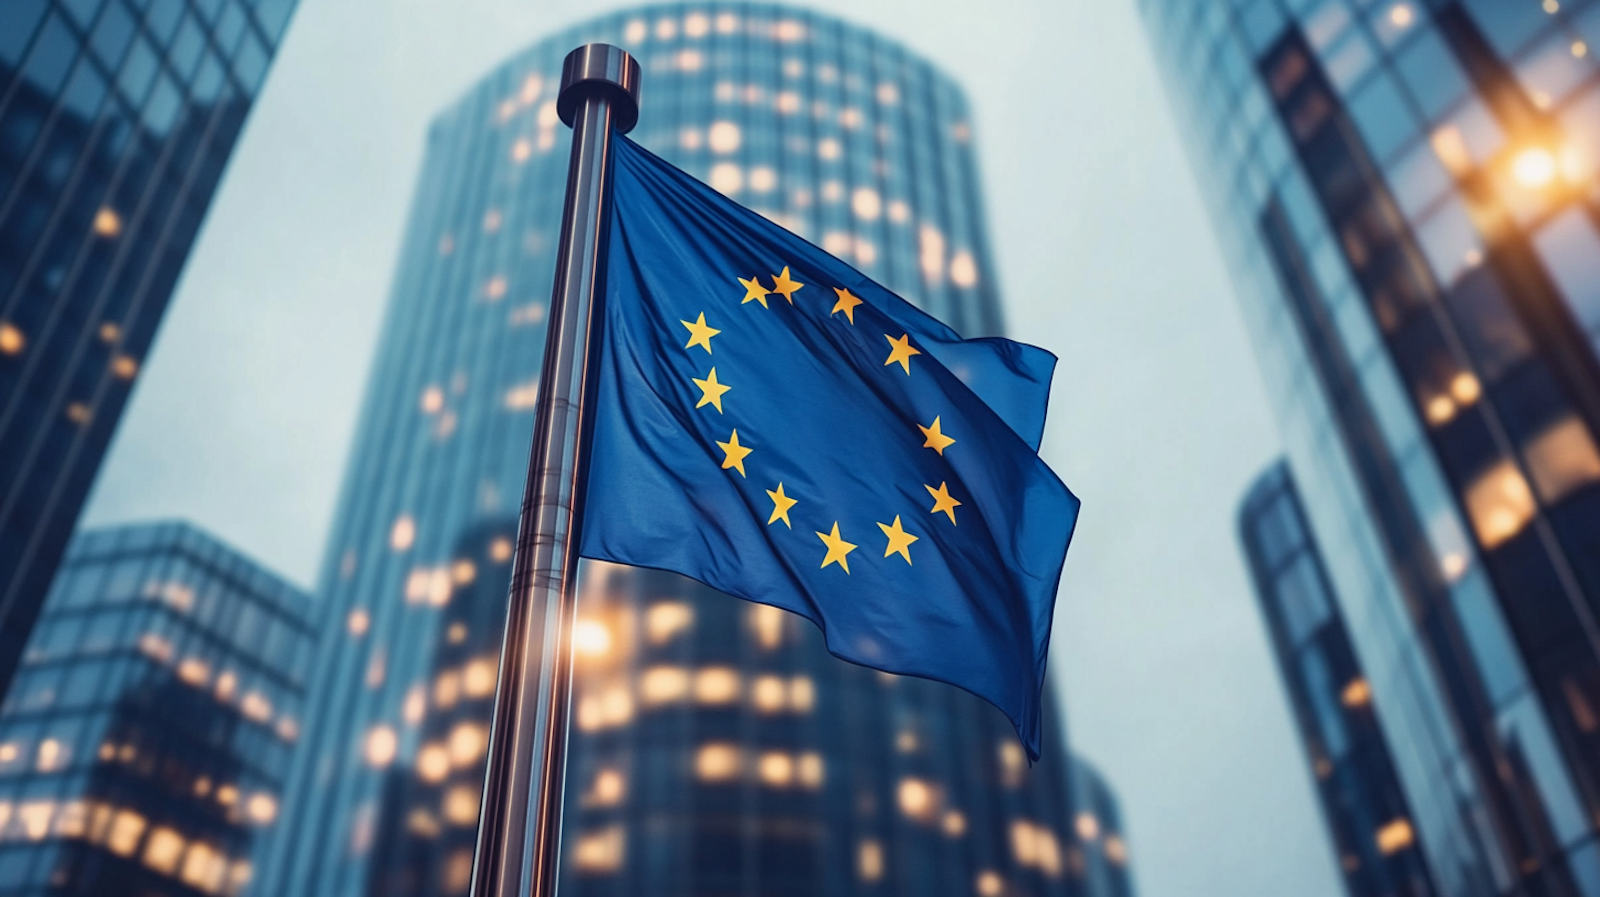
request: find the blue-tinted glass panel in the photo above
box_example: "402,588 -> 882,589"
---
1532,208 -> 1600,338
1393,28 -> 1470,121
253,0 -> 295,42
168,15 -> 205,82
116,36 -> 157,106
231,27 -> 267,91
143,0 -> 182,45
87,0 -> 134,69
60,0 -> 105,29
1461,0 -> 1548,58
0,0 -> 50,67
1346,70 -> 1419,162
21,15 -> 80,95
60,57 -> 107,118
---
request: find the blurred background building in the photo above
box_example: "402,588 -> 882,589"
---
1240,462 -> 1434,897
0,520 -> 315,896
1141,0 -> 1600,895
255,4 -> 1130,896
0,0 -> 299,700
1068,756 -> 1135,897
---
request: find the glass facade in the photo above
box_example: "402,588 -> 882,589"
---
256,4 -> 1121,897
0,0 -> 299,701
1068,755 -> 1136,897
1140,1 -> 1600,895
1241,461 -> 1434,897
0,520 -> 315,896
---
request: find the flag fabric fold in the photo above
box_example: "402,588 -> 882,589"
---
578,136 -> 1079,759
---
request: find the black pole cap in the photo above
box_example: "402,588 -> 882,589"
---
557,43 -> 641,134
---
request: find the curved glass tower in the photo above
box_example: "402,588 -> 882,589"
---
256,5 -> 1116,897
1141,1 -> 1600,895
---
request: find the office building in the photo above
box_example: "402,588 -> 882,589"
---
1069,755 -> 1135,897
1241,461 -> 1434,897
1141,0 -> 1600,894
257,5 -> 1123,896
0,520 -> 315,896
0,0 -> 300,700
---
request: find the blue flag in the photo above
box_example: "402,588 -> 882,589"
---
578,137 -> 1079,759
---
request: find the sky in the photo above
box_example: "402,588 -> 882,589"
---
82,1 -> 1343,894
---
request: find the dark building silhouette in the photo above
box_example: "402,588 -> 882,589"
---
1241,462 -> 1435,897
1142,0 -> 1600,894
0,0 -> 299,701
0,521 -> 315,895
1068,755 -> 1135,897
257,5 -> 1130,896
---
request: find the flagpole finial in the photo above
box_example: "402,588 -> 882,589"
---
558,43 -> 641,133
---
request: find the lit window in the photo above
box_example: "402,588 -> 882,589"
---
182,841 -> 227,891
750,603 -> 785,648
898,777 -> 936,821
818,138 -> 841,160
790,676 -> 815,712
485,275 -> 508,300
1431,126 -> 1474,175
1341,678 -> 1372,708
143,825 -> 186,873
976,870 -> 1004,897
589,768 -> 625,806
520,73 -> 542,104
1376,817 -> 1415,854
1105,833 -> 1129,865
247,792 -> 278,824
227,861 -> 253,894
852,188 -> 882,221
19,801 -> 53,840
758,751 -> 793,787
623,19 -> 646,43
695,743 -> 741,781
435,670 -> 462,708
110,355 -> 138,379
65,402 -> 92,425
449,722 -> 488,766
347,608 -> 371,638
877,82 -> 900,105
1388,4 -> 1413,27
573,619 -> 613,656
676,49 -> 702,71
108,810 -> 146,856
390,515 -> 416,551
365,725 -> 398,768
463,657 -> 497,698
93,207 -> 122,238
1075,811 -> 1101,841
572,825 -> 625,873
645,601 -> 693,643
839,107 -> 862,129
53,800 -> 86,838
217,784 -> 239,807
0,322 -> 25,355
716,12 -> 739,33
949,251 -> 978,288
695,667 -> 740,704
679,127 -> 702,150
640,666 -> 690,705
1524,416 -> 1600,503
36,738 -> 65,772
366,649 -> 386,688
857,839 -> 883,882
709,163 -> 742,195
685,12 -> 709,37
490,537 -> 513,562
943,810 -> 966,837
656,17 -> 677,39
505,380 -> 539,410
1011,820 -> 1063,876
749,166 -> 776,192
451,559 -> 476,585
443,786 -> 479,826
798,751 -> 824,788
821,180 -> 843,203
403,685 -> 426,725
178,658 -> 210,687
417,744 -> 450,783
511,138 -> 531,163
443,849 -> 473,891
1463,460 -> 1537,548
752,675 -> 786,713
775,92 -> 800,114
484,209 -> 503,233
997,740 -> 1025,786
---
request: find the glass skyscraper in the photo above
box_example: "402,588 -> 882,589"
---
1068,755 -> 1135,897
1140,1 -> 1600,894
258,5 -> 1123,896
1241,461 -> 1434,897
0,521 -> 315,896
0,0 -> 299,701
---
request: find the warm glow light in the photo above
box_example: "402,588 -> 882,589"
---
1105,834 -> 1129,865
1511,146 -> 1558,188
417,744 -> 450,783
790,676 -> 815,712
435,670 -> 462,708
573,619 -> 613,656
852,187 -> 881,220
640,666 -> 690,705
463,658 -> 497,697
758,751 -> 793,787
490,537 -> 513,562
1426,394 -> 1457,426
178,658 -> 210,686
752,675 -> 786,713
1388,3 -> 1412,27
107,809 -> 146,855
858,839 -> 883,882
998,741 -> 1026,785
449,723 -> 488,767
420,386 -> 444,413
444,786 -> 480,826
365,725 -> 398,768
216,784 -> 239,806
976,871 -> 1004,897
1076,811 -> 1101,842
452,559 -> 476,584
590,769 -> 625,806
0,322 -> 23,355
240,691 -> 272,722
143,826 -> 186,873
898,778 -> 936,821
1451,373 -> 1482,404
215,670 -> 238,701
93,207 -> 122,237
709,162 -> 742,194
19,802 -> 53,840
1465,461 -> 1537,548
511,138 -> 531,162
798,751 -> 824,788
751,604 -> 785,648
818,138 -> 841,160
708,121 -> 741,153
572,825 -> 625,872
1376,817 -> 1415,854
1342,678 -> 1373,708
390,515 -> 416,551
1430,127 -> 1473,175
695,743 -> 741,782
695,667 -> 741,704
403,685 -> 426,724
949,251 -> 978,288
110,355 -> 138,379
943,810 -> 967,837
646,602 -> 693,644
749,166 -> 776,192
247,793 -> 278,824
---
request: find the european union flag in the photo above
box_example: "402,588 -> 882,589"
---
579,137 -> 1079,759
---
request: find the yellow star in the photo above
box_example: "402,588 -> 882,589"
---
815,522 -> 857,573
739,276 -> 770,308
918,416 -> 955,455
680,312 -> 720,354
692,368 -> 732,413
926,482 -> 962,524
716,429 -> 752,477
770,266 -> 804,304
831,287 -> 864,324
884,333 -> 922,374
877,515 -> 919,565
766,483 -> 798,528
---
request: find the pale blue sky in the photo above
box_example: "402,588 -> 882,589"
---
84,1 -> 1341,894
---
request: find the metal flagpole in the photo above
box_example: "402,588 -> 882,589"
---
468,43 -> 639,897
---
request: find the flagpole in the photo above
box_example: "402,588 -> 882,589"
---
469,43 -> 639,897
